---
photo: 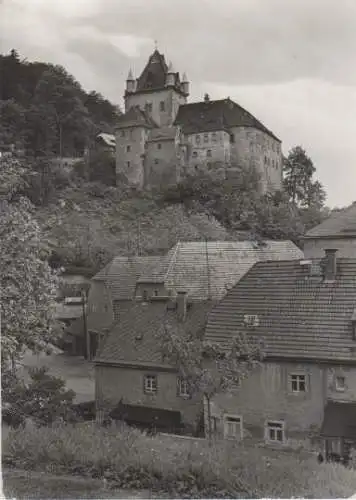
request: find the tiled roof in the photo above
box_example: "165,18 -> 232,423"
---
93,256 -> 162,300
138,241 -> 303,300
95,300 -> 212,366
174,98 -> 280,140
115,105 -> 157,130
320,401 -> 356,439
135,50 -> 183,94
205,258 -> 356,363
305,204 -> 356,238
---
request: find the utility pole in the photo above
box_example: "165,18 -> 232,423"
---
82,289 -> 90,360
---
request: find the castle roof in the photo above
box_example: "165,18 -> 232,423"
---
304,203 -> 356,239
174,98 -> 280,140
205,257 -> 356,363
115,105 -> 158,130
134,49 -> 183,94
148,127 -> 179,142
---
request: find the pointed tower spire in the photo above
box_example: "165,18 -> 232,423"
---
166,61 -> 176,87
181,71 -> 189,96
126,68 -> 135,93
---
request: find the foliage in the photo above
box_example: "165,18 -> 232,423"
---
2,367 -> 76,427
0,49 -> 120,157
283,146 -> 326,209
0,156 -> 59,365
4,423 -> 356,498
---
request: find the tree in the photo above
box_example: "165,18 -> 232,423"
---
0,156 -> 59,368
2,366 -> 76,427
283,146 -> 326,209
158,315 -> 263,442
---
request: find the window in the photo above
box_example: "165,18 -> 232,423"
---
204,133 -> 209,143
144,374 -> 157,394
264,155 -> 267,164
177,377 -> 190,397
154,289 -> 158,296
229,133 -> 235,144
266,421 -> 285,443
243,314 -> 259,327
142,290 -> 148,301
154,159 -> 159,165
126,145 -> 131,153
121,130 -> 125,137
212,132 -> 217,143
207,149 -> 212,158
160,101 -> 165,111
192,151 -> 198,158
335,375 -> 346,392
195,134 -> 201,144
157,143 -> 162,150
224,415 -> 243,439
126,161 -> 130,168
146,102 -> 153,112
290,374 -> 306,393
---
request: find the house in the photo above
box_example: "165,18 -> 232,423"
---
204,249 -> 356,460
116,48 -> 283,193
67,256 -> 162,358
96,133 -> 115,154
95,292 -> 211,434
304,202 -> 356,258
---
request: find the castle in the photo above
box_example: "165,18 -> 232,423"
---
116,49 -> 283,193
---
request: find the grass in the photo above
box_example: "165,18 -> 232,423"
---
3,422 -> 356,498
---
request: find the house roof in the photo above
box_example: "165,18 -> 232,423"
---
96,133 -> 115,148
320,401 -> 356,439
92,256 -> 162,300
95,300 -> 212,367
137,240 -> 303,301
115,105 -> 158,130
205,258 -> 356,363
174,98 -> 280,140
305,204 -> 356,239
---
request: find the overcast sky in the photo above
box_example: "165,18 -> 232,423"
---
1,0 -> 355,208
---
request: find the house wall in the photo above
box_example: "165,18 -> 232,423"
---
327,365 -> 356,402
135,283 -> 169,299
303,238 -> 356,259
208,361 -> 326,448
125,88 -> 186,127
95,365 -> 202,431
116,126 -> 146,187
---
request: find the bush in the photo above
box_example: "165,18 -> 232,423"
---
3,423 -> 356,498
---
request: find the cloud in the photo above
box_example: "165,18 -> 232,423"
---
0,0 -> 355,207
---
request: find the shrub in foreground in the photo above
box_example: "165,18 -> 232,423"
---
3,422 -> 356,498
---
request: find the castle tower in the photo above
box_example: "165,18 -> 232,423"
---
181,72 -> 189,96
124,48 -> 189,127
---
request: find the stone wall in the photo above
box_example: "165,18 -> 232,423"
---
145,138 -> 180,188
116,126 -> 146,187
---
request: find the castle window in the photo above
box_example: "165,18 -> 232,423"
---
230,133 -> 235,144
264,156 -> 267,164
146,102 -> 153,112
157,143 -> 162,150
121,130 -> 125,137
204,133 -> 209,143
195,135 -> 201,144
155,159 -> 159,164
207,149 -> 212,158
192,151 -> 198,158
126,145 -> 131,153
160,101 -> 165,112
127,161 -> 130,168
212,132 -> 217,142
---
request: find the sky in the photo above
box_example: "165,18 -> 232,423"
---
1,0 -> 355,208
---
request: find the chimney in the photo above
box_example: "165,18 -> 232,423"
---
324,249 -> 337,281
176,291 -> 188,322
